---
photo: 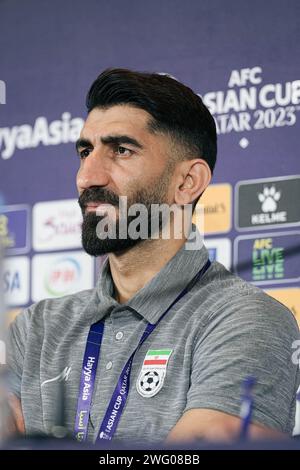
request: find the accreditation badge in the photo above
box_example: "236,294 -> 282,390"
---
136,349 -> 173,398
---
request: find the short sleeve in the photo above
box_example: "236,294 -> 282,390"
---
6,309 -> 31,398
185,295 -> 300,434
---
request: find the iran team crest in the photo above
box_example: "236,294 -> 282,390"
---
136,349 -> 173,398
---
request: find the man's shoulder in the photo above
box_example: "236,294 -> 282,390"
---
196,260 -> 299,332
12,287 -> 98,331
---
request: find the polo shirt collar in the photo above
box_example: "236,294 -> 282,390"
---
96,227 -> 209,324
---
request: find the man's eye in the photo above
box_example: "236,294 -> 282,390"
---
116,146 -> 132,156
79,148 -> 91,159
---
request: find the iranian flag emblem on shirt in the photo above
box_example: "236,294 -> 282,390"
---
143,349 -> 173,367
136,349 -> 173,398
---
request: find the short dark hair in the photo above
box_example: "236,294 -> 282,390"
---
86,68 -> 217,174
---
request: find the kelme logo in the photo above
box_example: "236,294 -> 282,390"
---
235,175 -> 300,231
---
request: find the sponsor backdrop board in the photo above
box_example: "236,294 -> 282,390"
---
0,0 -> 299,327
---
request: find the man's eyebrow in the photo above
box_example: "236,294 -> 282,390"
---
100,135 -> 144,149
75,138 -> 93,154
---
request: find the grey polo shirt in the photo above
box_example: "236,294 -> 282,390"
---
7,239 -> 300,444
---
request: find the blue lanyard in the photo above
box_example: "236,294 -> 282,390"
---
74,259 -> 211,443
239,376 -> 256,439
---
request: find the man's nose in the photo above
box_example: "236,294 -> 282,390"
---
76,150 -> 110,191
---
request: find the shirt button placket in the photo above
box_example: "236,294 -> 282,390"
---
115,331 -> 124,341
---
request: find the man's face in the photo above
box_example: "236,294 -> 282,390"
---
76,105 -> 176,256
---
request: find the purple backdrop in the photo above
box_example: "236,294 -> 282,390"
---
0,0 -> 299,319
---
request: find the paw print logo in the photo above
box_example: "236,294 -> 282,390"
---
258,186 -> 281,213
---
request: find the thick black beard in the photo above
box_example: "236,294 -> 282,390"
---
79,175 -> 172,256
81,212 -> 147,256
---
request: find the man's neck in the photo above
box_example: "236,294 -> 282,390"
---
108,237 -> 187,304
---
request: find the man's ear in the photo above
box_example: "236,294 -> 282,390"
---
174,159 -> 211,206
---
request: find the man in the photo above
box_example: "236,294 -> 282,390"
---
6,69 -> 300,445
